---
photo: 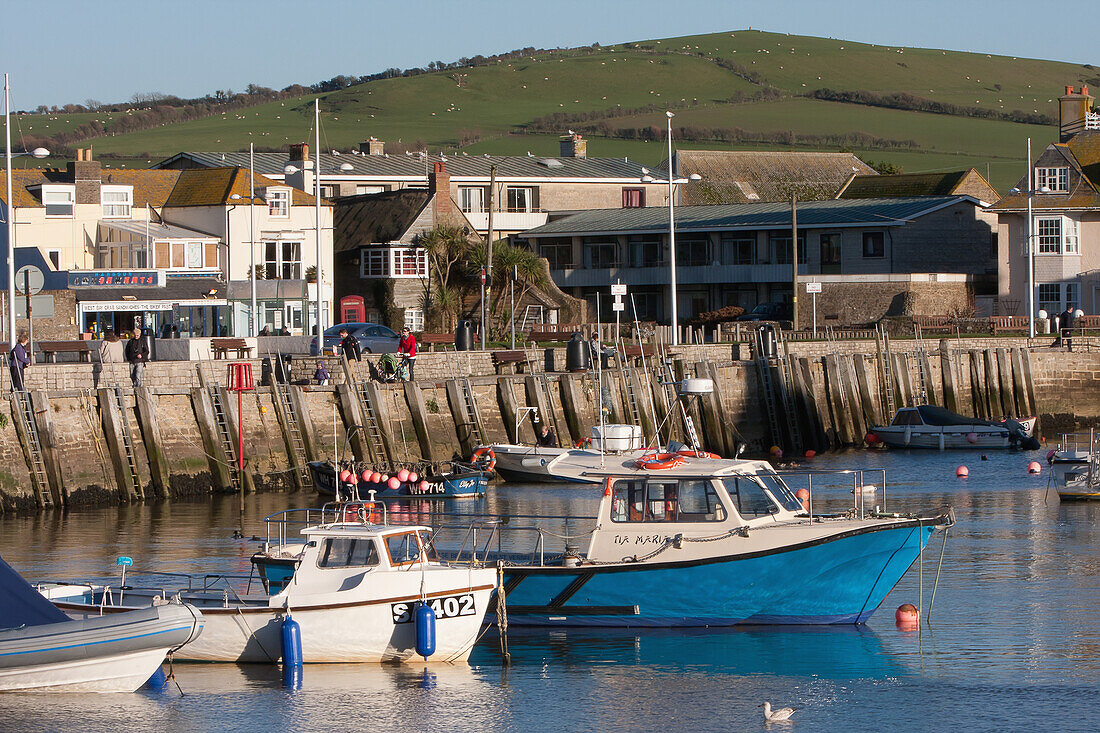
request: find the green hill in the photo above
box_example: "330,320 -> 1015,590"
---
17,29 -> 1099,193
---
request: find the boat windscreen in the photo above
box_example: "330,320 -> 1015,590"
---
756,474 -> 804,512
0,555 -> 70,628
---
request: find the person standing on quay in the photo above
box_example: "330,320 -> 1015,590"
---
339,328 -> 362,362
399,326 -> 417,381
9,333 -> 30,392
125,326 -> 149,388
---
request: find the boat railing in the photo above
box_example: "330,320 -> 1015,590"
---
46,570 -> 260,607
1055,430 -> 1100,454
773,468 -> 889,521
261,502 -> 392,547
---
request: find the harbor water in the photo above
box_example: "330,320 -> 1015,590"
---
1,449 -> 1099,731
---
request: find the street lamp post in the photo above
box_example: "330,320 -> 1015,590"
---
1009,137 -> 1050,339
641,115 -> 700,346
3,74 -> 49,345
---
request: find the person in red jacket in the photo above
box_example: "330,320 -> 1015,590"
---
398,326 -> 417,381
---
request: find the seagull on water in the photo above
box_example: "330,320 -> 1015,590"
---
762,702 -> 795,722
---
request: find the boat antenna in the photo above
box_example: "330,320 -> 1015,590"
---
596,293 -> 605,468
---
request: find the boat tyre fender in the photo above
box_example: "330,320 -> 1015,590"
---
675,449 -> 720,459
575,437 -> 592,448
635,452 -> 686,470
471,447 -> 497,472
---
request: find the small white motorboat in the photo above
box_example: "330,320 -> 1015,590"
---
870,405 -> 1038,450
41,505 -> 496,664
1047,432 -> 1100,501
488,424 -> 654,484
0,555 -> 203,692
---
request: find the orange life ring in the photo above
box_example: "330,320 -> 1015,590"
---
635,452 -> 685,470
342,502 -> 381,524
575,437 -> 592,448
676,449 -> 720,459
471,447 -> 497,472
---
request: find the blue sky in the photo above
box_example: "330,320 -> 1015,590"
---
2,0 -> 1097,110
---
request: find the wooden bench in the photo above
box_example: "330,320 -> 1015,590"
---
211,338 -> 254,359
1075,315 -> 1100,333
913,315 -> 951,333
492,350 -> 528,374
418,332 -> 455,351
37,340 -> 92,363
989,316 -> 1030,334
617,343 -> 657,364
529,330 -> 577,343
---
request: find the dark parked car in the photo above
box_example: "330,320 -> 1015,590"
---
310,322 -> 399,356
734,302 -> 792,323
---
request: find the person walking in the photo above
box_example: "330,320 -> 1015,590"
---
338,328 -> 362,362
9,333 -> 29,392
398,326 -> 417,381
125,326 -> 149,388
98,330 -> 124,363
1059,305 -> 1076,351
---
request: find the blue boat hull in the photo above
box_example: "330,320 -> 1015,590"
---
497,521 -> 936,627
310,462 -> 486,499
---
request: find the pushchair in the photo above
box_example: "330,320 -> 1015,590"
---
370,352 -> 409,382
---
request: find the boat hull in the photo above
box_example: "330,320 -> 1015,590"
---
497,520 -> 937,627
0,647 -> 170,693
311,462 -> 487,499
871,427 -> 1010,449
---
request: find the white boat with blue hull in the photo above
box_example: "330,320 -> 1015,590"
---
0,555 -> 203,692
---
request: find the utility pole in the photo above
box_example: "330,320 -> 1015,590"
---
791,192 -> 799,331
482,165 -> 495,349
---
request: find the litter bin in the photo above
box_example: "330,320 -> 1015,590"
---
754,324 -> 777,359
455,320 -> 474,351
260,357 -> 274,387
275,353 -> 293,384
565,332 -> 590,372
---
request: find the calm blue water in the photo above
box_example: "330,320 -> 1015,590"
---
1,449 -> 1098,732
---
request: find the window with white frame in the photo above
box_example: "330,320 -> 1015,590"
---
1066,282 -> 1080,310
404,308 -> 425,332
459,187 -> 485,213
264,240 -> 302,279
101,186 -> 133,218
393,247 -> 428,276
1035,167 -> 1069,193
1035,217 -> 1079,254
356,184 -> 387,195
506,187 -> 537,212
42,186 -> 74,217
1038,283 -> 1061,314
267,189 -> 290,217
359,246 -> 428,278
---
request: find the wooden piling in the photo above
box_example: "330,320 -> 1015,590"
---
404,382 -> 438,462
983,350 -> 1000,417
694,362 -> 730,456
268,385 -> 308,493
919,351 -> 937,405
1021,349 -> 1039,417
10,394 -> 45,508
133,387 -> 170,498
968,351 -> 987,418
445,379 -> 480,458
363,382 -> 396,462
1009,348 -> 1029,416
30,391 -> 65,506
190,387 -> 232,492
851,354 -> 879,430
97,388 -> 137,502
994,349 -> 1014,416
558,374 -> 586,444
940,351 -> 958,414
797,358 -> 829,451
824,355 -> 854,446
840,355 -> 866,438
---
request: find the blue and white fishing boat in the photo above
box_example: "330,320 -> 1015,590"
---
0,555 -> 203,692
310,460 -> 488,499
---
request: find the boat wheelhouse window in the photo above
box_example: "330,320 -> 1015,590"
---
610,479 -> 726,522
891,410 -> 922,426
317,537 -> 380,568
722,478 -> 778,518
417,530 -> 440,561
385,532 -> 423,565
755,474 -> 803,512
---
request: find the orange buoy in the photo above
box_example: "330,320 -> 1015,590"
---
1028,461 -> 1042,474
338,469 -> 352,483
795,488 -> 810,511
387,476 -> 401,490
895,603 -> 920,627
804,449 -> 816,459
865,433 -> 880,445
769,445 -> 781,456
956,465 -> 968,477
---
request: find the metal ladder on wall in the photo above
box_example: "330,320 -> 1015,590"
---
876,324 -> 897,418
911,324 -> 929,406
615,337 -> 644,433
13,390 -> 51,505
774,327 -> 803,452
272,379 -> 312,489
344,359 -> 388,463
111,387 -> 143,497
456,377 -> 487,446
752,326 -> 801,452
206,383 -> 241,490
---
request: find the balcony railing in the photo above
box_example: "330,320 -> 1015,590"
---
1086,111 -> 1100,131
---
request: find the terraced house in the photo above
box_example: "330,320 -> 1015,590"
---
0,150 -> 332,339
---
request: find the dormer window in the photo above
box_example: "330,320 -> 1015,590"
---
267,188 -> 290,217
1035,167 -> 1069,193
41,186 -> 74,218
101,185 -> 133,218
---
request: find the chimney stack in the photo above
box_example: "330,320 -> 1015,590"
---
285,143 -> 314,192
289,142 -> 309,162
67,148 -> 101,204
359,138 -> 385,156
559,133 -> 587,159
430,162 -> 452,218
1059,85 -> 1095,142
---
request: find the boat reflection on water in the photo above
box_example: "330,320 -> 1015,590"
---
473,626 -> 910,679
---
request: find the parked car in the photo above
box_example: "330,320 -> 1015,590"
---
310,322 -> 399,356
734,302 -> 792,323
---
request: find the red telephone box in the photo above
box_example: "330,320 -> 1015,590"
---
340,295 -> 365,324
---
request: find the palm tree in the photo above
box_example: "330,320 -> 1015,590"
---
417,225 -> 473,330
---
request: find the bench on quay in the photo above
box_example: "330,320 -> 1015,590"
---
617,343 -> 657,364
529,330 -> 576,344
37,340 -> 92,363
492,350 -> 528,374
913,315 -> 952,333
418,332 -> 455,351
1075,315 -> 1100,333
211,338 -> 253,359
989,316 -> 1030,334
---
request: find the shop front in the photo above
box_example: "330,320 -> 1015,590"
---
71,270 -> 228,338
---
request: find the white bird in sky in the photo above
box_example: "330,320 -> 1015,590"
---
763,702 -> 795,722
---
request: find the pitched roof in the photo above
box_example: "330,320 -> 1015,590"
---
837,169 -> 998,202
675,150 -> 876,205
332,189 -> 432,253
520,196 -> 967,237
163,167 -> 320,208
990,132 -> 1100,212
156,151 -> 650,181
0,167 -> 181,208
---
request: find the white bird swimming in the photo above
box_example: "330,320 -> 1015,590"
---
763,702 -> 795,722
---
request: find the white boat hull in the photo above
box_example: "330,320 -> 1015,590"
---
0,647 -> 168,693
872,427 -> 1010,450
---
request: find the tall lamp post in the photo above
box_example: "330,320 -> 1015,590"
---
1009,137 -> 1050,339
641,113 -> 700,347
3,74 -> 49,345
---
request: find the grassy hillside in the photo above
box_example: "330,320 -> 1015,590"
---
16,29 -> 1096,193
